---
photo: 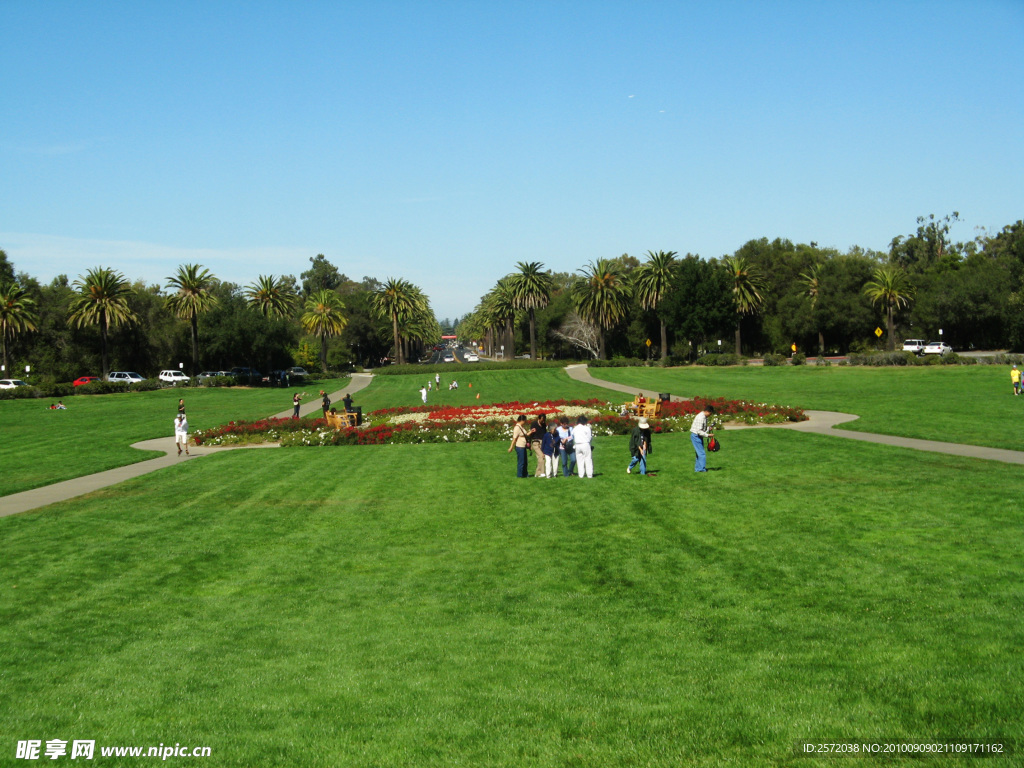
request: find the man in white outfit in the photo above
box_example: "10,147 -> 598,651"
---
573,415 -> 594,478
174,413 -> 189,456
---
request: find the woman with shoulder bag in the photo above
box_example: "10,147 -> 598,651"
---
507,414 -> 530,478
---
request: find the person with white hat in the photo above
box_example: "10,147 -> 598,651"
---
627,417 -> 653,475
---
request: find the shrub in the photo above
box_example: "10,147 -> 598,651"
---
199,375 -> 236,388
374,360 -> 570,375
696,353 -> 745,367
0,386 -> 43,400
589,358 -> 649,368
791,352 -> 807,366
762,353 -> 786,366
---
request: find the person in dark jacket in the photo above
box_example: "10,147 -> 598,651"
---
627,417 -> 653,475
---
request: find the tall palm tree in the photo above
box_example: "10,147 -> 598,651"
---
799,264 -> 824,355
245,275 -> 297,319
372,278 -> 422,364
633,250 -> 678,360
67,267 -> 137,379
165,264 -> 219,374
0,281 -> 38,374
301,290 -> 348,372
722,255 -> 766,356
571,259 -> 632,360
487,278 -> 518,359
509,261 -> 553,360
864,265 -> 915,351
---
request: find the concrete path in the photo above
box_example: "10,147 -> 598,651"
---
567,363 -> 1024,466
0,374 -> 375,518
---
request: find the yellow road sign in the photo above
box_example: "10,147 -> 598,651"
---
875,327 -> 883,337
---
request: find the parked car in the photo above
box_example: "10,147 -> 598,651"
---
228,367 -> 261,379
0,379 -> 28,389
107,372 -> 146,383
902,339 -> 927,355
72,376 -> 100,387
159,370 -> 191,385
285,367 -> 309,379
923,341 -> 953,355
195,371 -> 225,382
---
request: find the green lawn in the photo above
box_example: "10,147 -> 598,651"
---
1,431 -> 1021,767
0,387 -> 312,497
586,365 -> 1024,451
352,367 -> 620,412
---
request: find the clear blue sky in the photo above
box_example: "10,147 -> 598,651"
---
2,0 -> 1021,320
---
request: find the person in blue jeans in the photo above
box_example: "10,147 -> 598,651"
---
556,416 -> 576,477
507,415 -> 530,478
627,417 -> 653,475
690,404 -> 715,472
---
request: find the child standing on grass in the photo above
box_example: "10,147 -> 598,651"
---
541,423 -> 559,478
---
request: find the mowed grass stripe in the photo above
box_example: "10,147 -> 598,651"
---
1,431 -> 1021,766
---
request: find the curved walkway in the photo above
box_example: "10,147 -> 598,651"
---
566,364 -> 1024,466
0,374 -> 375,518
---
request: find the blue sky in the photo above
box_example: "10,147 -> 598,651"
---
2,0 -> 1021,320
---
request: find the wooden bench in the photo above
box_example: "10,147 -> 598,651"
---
638,400 -> 662,419
325,410 -> 358,429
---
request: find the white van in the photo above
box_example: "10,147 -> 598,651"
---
159,370 -> 191,385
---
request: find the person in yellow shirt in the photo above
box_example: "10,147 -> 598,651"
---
1012,364 -> 1021,396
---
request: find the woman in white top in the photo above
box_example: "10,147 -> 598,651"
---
573,415 -> 594,478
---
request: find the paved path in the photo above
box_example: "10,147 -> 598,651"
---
567,364 -> 1024,465
0,374 -> 375,518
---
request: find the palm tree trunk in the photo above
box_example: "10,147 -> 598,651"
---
886,306 -> 896,351
100,310 -> 109,379
320,333 -> 328,372
817,330 -> 824,356
660,319 -> 668,361
2,323 -> 8,373
392,315 -> 401,364
529,308 -> 537,360
734,317 -> 742,356
505,318 -> 513,358
190,314 -> 200,374
598,330 -> 606,360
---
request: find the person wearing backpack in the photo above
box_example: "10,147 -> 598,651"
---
627,417 -> 653,475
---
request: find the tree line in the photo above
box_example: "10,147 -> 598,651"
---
0,251 -> 442,382
457,215 -> 1024,360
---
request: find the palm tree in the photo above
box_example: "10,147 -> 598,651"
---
67,268 -> 137,379
722,255 -> 766,356
372,278 -> 422,364
509,261 -> 553,360
301,290 -> 348,372
864,265 -> 915,351
0,281 -> 38,374
245,275 -> 297,319
483,278 -> 518,359
799,264 -> 824,355
571,259 -> 632,359
165,264 -> 219,374
633,250 -> 678,360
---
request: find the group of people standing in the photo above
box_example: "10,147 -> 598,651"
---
506,403 -> 716,478
508,413 -> 594,478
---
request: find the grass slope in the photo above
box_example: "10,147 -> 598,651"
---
587,365 -> 1024,451
0,387 -> 311,497
1,432 -> 1021,767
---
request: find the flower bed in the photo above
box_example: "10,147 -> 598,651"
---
193,397 -> 805,448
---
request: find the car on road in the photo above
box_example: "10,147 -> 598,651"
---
443,353 -> 455,363
464,352 -> 479,362
159,370 -> 191,385
0,379 -> 29,389
923,341 -> 953,355
902,339 -> 927,355
72,376 -> 100,387
107,372 -> 146,383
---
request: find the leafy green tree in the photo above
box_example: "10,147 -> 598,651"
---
0,249 -> 15,284
863,265 -> 915,351
633,250 -> 678,360
67,267 -> 137,379
721,255 -> 766,355
165,264 -> 219,374
0,280 -> 38,374
509,261 -> 553,360
660,255 -> 732,360
300,254 -> 343,296
890,212 -> 962,273
301,290 -> 348,372
571,259 -> 632,359
245,275 -> 298,319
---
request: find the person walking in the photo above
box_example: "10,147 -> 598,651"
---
292,392 -> 302,419
1012,364 -> 1021,396
690,404 -> 715,473
507,415 -> 530,478
573,415 -> 594,478
174,413 -> 190,456
419,385 -> 428,404
177,398 -> 186,416
541,423 -> 559,478
556,416 -> 576,477
627,417 -> 653,475
320,390 -> 331,419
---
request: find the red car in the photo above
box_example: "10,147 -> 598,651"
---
73,376 -> 100,387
